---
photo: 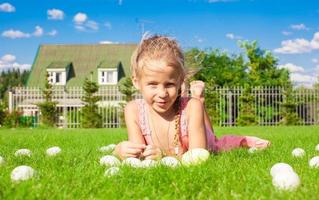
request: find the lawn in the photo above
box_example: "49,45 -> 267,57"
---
0,126 -> 318,199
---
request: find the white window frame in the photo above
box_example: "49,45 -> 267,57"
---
46,68 -> 67,85
98,68 -> 118,85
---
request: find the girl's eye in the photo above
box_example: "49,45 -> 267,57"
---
166,83 -> 175,87
147,83 -> 157,88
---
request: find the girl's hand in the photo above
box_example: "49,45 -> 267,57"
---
142,145 -> 163,160
113,141 -> 146,160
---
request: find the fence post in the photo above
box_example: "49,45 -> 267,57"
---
63,87 -> 67,128
8,90 -> 13,113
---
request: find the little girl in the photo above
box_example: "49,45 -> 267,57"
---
113,35 -> 270,160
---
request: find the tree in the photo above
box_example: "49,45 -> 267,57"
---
118,77 -> 137,127
279,86 -> 301,125
314,76 -> 319,89
239,41 -> 291,87
81,76 -> 102,128
37,73 -> 57,127
236,86 -> 258,126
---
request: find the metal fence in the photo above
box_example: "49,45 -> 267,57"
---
8,86 -> 319,127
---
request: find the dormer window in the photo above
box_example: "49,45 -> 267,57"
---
46,62 -> 72,86
98,69 -> 117,85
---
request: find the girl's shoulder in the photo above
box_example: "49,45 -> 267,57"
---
124,99 -> 143,117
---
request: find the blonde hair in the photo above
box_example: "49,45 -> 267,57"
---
130,35 -> 186,81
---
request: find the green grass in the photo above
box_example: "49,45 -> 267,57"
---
0,126 -> 318,199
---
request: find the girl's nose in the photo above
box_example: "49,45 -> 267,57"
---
158,87 -> 168,98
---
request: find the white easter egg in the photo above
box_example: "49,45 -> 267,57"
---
315,144 -> 319,151
122,157 -> 142,168
248,147 -> 258,154
104,167 -> 120,177
14,149 -> 32,157
99,144 -> 116,153
182,148 -> 210,166
270,163 -> 294,177
141,159 -> 158,168
11,165 -> 36,182
272,171 -> 300,191
99,155 -> 121,167
161,156 -> 180,168
46,146 -> 61,156
0,156 -> 5,165
309,156 -> 319,168
291,148 -> 305,157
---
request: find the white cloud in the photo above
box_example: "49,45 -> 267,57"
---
226,33 -> 242,40
73,12 -> 88,24
0,3 -> 15,12
274,32 -> 319,54
99,40 -> 119,44
47,29 -> 57,36
2,29 -> 31,39
86,20 -> 99,30
75,25 -> 86,31
282,31 -> 292,36
47,9 -> 64,20
33,26 -> 43,37
73,13 -> 99,31
290,73 -> 317,87
1,54 -> 16,63
278,63 -> 305,73
290,23 -> 309,31
104,22 -> 112,30
0,54 -> 31,71
312,58 -> 318,63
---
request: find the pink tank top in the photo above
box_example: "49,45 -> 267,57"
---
135,97 -> 218,152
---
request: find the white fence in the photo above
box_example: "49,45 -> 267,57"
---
8,86 -> 319,127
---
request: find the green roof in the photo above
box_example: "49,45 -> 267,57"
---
97,60 -> 119,69
47,61 -> 72,69
27,44 -> 137,87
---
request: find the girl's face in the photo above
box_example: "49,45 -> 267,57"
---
135,59 -> 182,116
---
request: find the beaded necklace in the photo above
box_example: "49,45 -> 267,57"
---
148,97 -> 181,156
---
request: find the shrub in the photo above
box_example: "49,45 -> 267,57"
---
236,87 -> 258,126
81,77 -> 102,128
3,110 -> 21,128
0,101 -> 6,126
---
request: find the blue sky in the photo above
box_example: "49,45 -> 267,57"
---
0,0 -> 319,87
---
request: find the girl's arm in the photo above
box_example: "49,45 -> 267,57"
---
113,101 -> 146,159
124,101 -> 146,144
186,98 -> 207,149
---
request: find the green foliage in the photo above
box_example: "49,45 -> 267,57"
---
3,110 -> 21,128
192,49 -> 247,87
236,87 -> 258,126
118,77 -> 137,127
204,84 -> 220,125
81,77 -> 102,128
118,77 -> 136,102
257,106 -> 276,122
37,73 -> 57,127
279,86 -> 302,125
0,101 -> 6,126
0,69 -> 30,99
186,41 -> 291,88
239,41 -> 290,87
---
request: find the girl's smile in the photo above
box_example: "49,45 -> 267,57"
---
134,59 -> 182,118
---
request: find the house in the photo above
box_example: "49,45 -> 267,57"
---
27,44 -> 137,87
